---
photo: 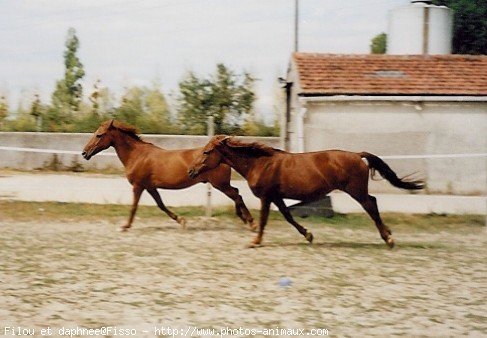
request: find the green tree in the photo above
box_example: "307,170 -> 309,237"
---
113,83 -> 174,134
242,83 -> 281,136
433,0 -> 486,54
141,81 -> 173,133
51,27 -> 85,124
0,95 -> 8,129
177,72 -> 211,134
115,87 -> 145,127
30,94 -> 46,131
88,79 -> 101,117
77,80 -> 106,133
370,32 -> 387,54
7,97 -> 37,132
30,94 -> 42,118
242,117 -> 279,136
97,87 -> 115,115
177,64 -> 255,135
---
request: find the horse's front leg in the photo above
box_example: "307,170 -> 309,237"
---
120,185 -> 144,231
213,183 -> 255,231
273,198 -> 313,243
147,188 -> 186,229
248,198 -> 271,248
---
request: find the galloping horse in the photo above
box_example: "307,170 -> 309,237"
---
82,120 -> 254,231
188,135 -> 425,248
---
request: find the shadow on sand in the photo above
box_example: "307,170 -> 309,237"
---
263,241 -> 443,250
122,226 -> 444,250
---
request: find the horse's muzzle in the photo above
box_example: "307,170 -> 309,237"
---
81,151 -> 91,160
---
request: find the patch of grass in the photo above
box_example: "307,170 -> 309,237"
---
230,170 -> 245,180
296,212 -> 371,228
295,212 -> 485,232
382,213 -> 485,232
0,200 -> 483,232
0,201 -> 192,221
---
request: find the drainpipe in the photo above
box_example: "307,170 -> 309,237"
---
296,107 -> 307,153
279,79 -> 293,150
284,82 -> 292,150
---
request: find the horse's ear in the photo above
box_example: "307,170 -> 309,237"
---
97,119 -> 114,134
223,136 -> 248,148
108,119 -> 115,129
220,136 -> 232,144
213,135 -> 231,145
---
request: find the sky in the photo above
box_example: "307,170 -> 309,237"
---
0,0 -> 410,123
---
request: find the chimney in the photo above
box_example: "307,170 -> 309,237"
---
387,0 -> 453,55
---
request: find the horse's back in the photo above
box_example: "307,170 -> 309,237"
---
258,149 -> 367,199
275,149 -> 361,169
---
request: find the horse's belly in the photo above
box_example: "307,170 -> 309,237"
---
249,174 -> 332,200
281,189 -> 329,202
279,181 -> 332,201
151,174 -> 194,189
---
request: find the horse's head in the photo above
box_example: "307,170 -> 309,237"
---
188,135 -> 231,179
82,119 -> 116,160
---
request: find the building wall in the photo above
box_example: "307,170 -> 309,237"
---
287,99 -> 486,195
0,133 -> 280,171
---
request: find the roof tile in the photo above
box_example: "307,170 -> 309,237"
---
292,53 -> 487,96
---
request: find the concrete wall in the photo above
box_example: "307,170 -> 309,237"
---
0,133 -> 280,171
287,99 -> 487,195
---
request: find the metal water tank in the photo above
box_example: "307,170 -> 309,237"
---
387,0 -> 452,55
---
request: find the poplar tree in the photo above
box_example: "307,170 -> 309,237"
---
0,95 -> 8,128
51,27 -> 85,124
177,64 -> 255,134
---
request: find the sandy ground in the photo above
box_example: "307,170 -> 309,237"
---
1,216 -> 486,337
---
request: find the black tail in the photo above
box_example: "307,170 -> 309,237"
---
360,152 -> 425,190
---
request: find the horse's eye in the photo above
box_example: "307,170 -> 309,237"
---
96,134 -> 104,138
203,151 -> 210,155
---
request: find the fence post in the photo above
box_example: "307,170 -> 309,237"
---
206,116 -> 215,217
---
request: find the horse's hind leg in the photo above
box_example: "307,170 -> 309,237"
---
273,198 -> 314,244
213,183 -> 255,231
147,188 -> 186,229
363,195 -> 394,248
351,192 -> 394,248
345,170 -> 394,248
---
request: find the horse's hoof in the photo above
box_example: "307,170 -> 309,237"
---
177,216 -> 186,229
249,222 -> 258,232
386,236 -> 395,249
119,226 -> 129,232
246,241 -> 262,249
305,232 -> 314,243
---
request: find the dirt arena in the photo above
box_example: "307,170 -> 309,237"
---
1,206 -> 486,337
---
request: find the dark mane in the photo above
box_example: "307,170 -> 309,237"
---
113,121 -> 142,141
226,138 -> 280,157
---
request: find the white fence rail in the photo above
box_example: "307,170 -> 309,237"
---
1,145 -> 486,159
0,145 -> 486,216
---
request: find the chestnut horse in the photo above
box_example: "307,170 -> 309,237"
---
188,135 -> 425,248
82,120 -> 254,231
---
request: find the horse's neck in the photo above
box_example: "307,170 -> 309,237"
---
112,133 -> 146,167
220,148 -> 259,179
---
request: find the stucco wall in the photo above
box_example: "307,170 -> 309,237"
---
0,133 -> 280,171
287,100 -> 486,195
